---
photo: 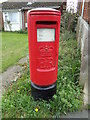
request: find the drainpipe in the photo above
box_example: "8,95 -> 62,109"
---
81,0 -> 85,18
22,11 -> 24,31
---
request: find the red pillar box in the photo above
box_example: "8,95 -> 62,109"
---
27,8 -> 61,100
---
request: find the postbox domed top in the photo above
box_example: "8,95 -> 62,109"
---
28,7 -> 61,15
29,8 -> 59,12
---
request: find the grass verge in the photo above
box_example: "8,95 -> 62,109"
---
2,38 -> 83,118
1,32 -> 28,72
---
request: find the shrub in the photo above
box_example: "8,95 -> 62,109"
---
17,29 -> 28,34
2,39 -> 83,118
60,11 -> 79,33
60,30 -> 76,41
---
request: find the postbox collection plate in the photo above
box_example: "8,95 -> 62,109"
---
37,28 -> 55,42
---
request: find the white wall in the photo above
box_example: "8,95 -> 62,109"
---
3,11 -> 22,31
66,0 -> 78,13
77,17 -> 89,105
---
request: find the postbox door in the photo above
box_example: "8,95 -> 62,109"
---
36,23 -> 57,70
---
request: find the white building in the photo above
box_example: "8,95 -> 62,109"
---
3,10 -> 22,31
2,2 -> 28,31
66,0 -> 78,13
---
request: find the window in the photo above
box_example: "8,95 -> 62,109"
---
4,12 -> 8,22
9,12 -> 18,22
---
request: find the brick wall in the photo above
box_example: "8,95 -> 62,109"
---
79,1 -> 90,24
24,10 -> 28,30
0,11 -> 4,31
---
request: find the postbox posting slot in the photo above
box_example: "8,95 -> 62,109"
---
36,21 -> 57,42
36,21 -> 56,25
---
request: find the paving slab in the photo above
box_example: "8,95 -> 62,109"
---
61,110 -> 89,118
18,56 -> 28,64
0,56 -> 28,91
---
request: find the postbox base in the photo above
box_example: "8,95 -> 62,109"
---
31,81 -> 56,100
